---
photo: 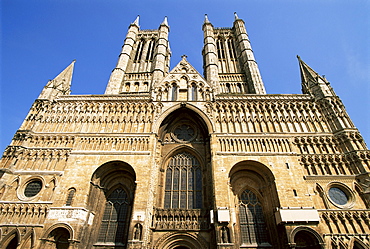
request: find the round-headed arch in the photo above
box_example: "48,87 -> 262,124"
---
153,103 -> 214,134
229,160 -> 276,196
154,232 -> 209,249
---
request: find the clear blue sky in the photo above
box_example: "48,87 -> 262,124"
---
1,0 -> 370,153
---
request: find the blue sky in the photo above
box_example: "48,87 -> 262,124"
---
1,0 -> 370,152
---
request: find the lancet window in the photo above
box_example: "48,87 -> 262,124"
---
164,152 -> 202,209
216,38 -> 226,60
134,39 -> 145,63
239,189 -> 268,245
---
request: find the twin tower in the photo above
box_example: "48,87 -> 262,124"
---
105,13 -> 266,98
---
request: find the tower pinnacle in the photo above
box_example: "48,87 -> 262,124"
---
161,16 -> 169,26
204,14 -> 210,23
132,15 -> 140,26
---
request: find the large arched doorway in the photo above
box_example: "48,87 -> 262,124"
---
154,107 -> 213,246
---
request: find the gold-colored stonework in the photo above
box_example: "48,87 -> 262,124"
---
0,14 -> 369,249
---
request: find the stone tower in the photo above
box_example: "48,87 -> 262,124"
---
0,14 -> 369,249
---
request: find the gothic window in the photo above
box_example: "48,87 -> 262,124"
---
239,189 -> 268,245
171,84 -> 178,101
164,152 -> 202,209
134,39 -> 145,62
65,188 -> 76,206
97,187 -> 130,244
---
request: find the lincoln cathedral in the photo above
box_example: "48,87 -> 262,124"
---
0,13 -> 369,249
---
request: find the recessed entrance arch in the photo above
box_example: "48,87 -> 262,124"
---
153,232 -> 209,249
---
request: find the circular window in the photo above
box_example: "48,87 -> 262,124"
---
328,187 -> 348,205
24,180 -> 42,197
172,123 -> 197,142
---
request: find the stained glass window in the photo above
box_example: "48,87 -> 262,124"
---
239,189 -> 268,245
98,187 -> 130,244
164,152 -> 202,209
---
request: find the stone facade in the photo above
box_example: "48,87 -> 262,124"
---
0,14 -> 369,249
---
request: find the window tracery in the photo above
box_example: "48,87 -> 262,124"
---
164,152 -> 202,209
238,189 -> 269,246
97,187 -> 130,244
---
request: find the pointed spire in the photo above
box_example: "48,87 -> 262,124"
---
234,12 -> 239,20
298,56 -> 335,98
38,60 -> 75,100
161,16 -> 169,26
204,14 -> 210,23
132,15 -> 140,26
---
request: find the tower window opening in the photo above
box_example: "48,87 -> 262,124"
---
227,38 -> 236,59
217,39 -> 226,60
134,39 -> 145,62
146,39 -> 155,62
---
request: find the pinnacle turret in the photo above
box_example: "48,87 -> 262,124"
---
298,56 -> 335,99
38,60 -> 75,100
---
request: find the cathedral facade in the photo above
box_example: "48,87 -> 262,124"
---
0,14 -> 369,249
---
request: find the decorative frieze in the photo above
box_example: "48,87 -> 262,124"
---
152,208 -> 210,231
208,99 -> 327,134
217,136 -> 292,153
76,136 -> 150,151
320,210 -> 370,246
0,202 -> 49,225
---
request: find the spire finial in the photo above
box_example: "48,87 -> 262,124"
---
133,15 -> 140,26
234,12 -> 239,20
204,14 -> 210,23
161,16 -> 168,26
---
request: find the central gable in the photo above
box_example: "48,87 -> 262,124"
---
152,56 -> 213,102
